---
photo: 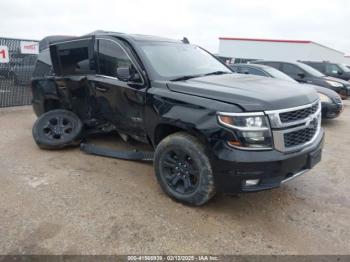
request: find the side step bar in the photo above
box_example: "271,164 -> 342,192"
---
80,143 -> 154,162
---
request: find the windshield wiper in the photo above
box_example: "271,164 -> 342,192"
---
170,74 -> 203,81
171,71 -> 231,81
204,71 -> 231,76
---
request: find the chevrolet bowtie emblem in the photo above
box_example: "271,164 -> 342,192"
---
306,116 -> 318,129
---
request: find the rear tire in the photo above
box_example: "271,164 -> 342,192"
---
32,109 -> 83,150
154,132 -> 216,206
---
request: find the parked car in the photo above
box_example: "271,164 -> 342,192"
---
230,63 -> 343,119
31,31 -> 324,205
254,60 -> 350,99
302,61 -> 350,81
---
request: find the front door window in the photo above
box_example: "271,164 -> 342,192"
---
325,64 -> 342,75
97,39 -> 133,79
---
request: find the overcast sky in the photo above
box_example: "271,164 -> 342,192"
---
2,0 -> 350,54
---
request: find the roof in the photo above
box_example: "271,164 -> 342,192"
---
39,35 -> 74,51
43,31 -> 180,48
219,37 -> 345,54
219,37 -> 311,44
86,30 -> 179,43
231,63 -> 271,70
254,60 -> 300,65
128,34 -> 179,43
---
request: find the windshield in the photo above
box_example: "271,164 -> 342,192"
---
265,67 -> 298,83
339,64 -> 350,72
139,42 -> 231,79
297,62 -> 325,77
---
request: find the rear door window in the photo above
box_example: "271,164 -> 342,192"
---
51,38 -> 94,75
281,63 -> 304,78
308,63 -> 324,72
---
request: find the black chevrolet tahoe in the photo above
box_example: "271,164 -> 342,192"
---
31,31 -> 324,205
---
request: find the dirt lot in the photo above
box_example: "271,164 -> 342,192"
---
0,102 -> 349,255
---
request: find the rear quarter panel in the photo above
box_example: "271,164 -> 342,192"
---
31,77 -> 60,116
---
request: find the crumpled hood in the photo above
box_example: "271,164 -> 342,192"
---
167,74 -> 318,111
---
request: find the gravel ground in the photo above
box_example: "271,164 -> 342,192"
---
0,102 -> 349,255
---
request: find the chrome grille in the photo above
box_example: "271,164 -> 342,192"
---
265,100 -> 321,153
279,102 -> 319,123
284,118 -> 318,148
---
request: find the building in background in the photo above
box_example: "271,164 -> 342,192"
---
344,55 -> 350,65
218,37 -> 347,64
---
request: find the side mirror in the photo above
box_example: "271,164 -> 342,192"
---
116,66 -> 142,83
337,71 -> 343,75
116,67 -> 131,81
298,72 -> 305,79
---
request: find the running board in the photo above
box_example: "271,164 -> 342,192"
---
80,143 -> 154,162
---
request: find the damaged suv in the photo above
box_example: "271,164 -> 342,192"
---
31,31 -> 324,205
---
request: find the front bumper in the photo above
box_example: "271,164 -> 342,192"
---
339,88 -> 348,99
211,128 -> 324,193
321,101 -> 343,119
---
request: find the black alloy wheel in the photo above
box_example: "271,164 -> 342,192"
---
154,132 -> 216,206
32,109 -> 83,149
160,148 -> 200,194
42,116 -> 74,140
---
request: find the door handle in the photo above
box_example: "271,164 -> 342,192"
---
96,86 -> 109,92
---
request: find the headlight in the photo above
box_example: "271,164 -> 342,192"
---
326,80 -> 344,88
217,112 -> 272,150
318,92 -> 332,103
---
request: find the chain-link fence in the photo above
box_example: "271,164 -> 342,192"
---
0,37 -> 38,108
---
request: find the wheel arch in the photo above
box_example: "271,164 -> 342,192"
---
44,98 -> 61,112
153,123 -> 208,147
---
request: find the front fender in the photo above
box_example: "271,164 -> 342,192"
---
145,87 -> 243,146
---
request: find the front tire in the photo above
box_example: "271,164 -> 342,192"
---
154,132 -> 216,206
